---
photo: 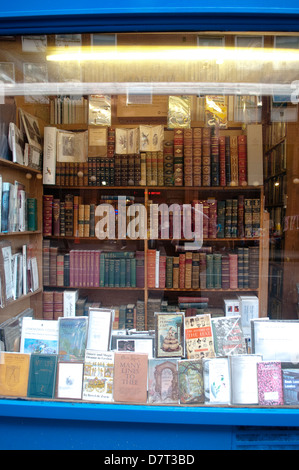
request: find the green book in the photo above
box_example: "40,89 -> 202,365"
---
27,354 -> 58,399
206,254 -> 214,288
114,258 -> 120,287
120,258 -> 126,287
166,256 -> 173,289
108,259 -> 115,287
27,198 -> 37,231
130,258 -> 136,288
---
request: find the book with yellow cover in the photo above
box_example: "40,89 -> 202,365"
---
0,352 -> 30,397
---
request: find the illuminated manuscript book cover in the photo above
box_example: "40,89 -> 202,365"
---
113,352 -> 148,403
0,352 -> 30,397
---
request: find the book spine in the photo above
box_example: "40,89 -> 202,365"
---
191,253 -> 200,289
43,195 -> 53,236
147,249 -> 156,288
202,127 -> 211,186
174,129 -> 184,186
238,134 -> 247,186
184,252 -> 192,289
159,255 -> 166,289
184,128 -> 193,186
166,256 -> 173,288
229,253 -> 238,289
179,254 -> 185,289
163,141 -> 174,186
230,135 -> 239,186
172,256 -> 180,289
218,135 -> 226,187
211,127 -> 219,186
193,127 -> 202,187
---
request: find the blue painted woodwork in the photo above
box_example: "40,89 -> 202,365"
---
1,0 -> 299,450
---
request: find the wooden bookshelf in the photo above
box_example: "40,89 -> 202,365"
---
0,159 -> 43,323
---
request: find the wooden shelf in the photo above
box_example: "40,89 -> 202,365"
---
0,230 -> 42,237
44,184 -> 263,191
0,158 -> 41,175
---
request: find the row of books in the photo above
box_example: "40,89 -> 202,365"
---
2,348 -> 297,406
147,247 -> 259,290
52,126 -> 250,188
0,241 -> 39,308
149,196 -> 261,239
0,177 -> 38,233
43,194 -> 137,238
42,291 -> 146,331
49,96 -> 89,125
43,243 -> 144,289
43,193 -> 261,240
264,139 -> 286,180
2,312 -> 299,406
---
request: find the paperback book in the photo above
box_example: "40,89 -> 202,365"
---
211,315 -> 247,356
20,317 -> 59,354
148,358 -> 179,404
257,361 -> 283,406
185,314 -> 215,359
27,354 -> 58,399
155,312 -> 185,358
113,352 -> 148,403
178,359 -> 204,404
58,316 -> 88,361
82,350 -> 114,402
0,352 -> 30,397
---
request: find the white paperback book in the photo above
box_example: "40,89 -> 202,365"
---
20,317 -> 59,354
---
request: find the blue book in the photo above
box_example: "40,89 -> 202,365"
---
1,182 -> 11,233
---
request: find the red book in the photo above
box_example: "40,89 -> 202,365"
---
219,135 -> 226,186
238,135 -> 247,186
178,296 -> 209,303
229,253 -> 238,289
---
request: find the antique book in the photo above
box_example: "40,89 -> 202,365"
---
82,350 -> 114,402
218,135 -> 226,186
185,314 -> 215,359
0,352 -> 30,397
27,354 -> 58,399
211,315 -> 247,356
237,134 -> 247,186
203,357 -> 231,404
58,316 -> 88,361
257,361 -> 284,406
148,358 -> 178,404
178,359 -> 204,404
202,127 -> 211,186
230,354 -> 262,405
211,127 -> 219,186
155,312 -> 185,358
230,135 -> 238,186
113,352 -> 148,403
193,127 -> 202,186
